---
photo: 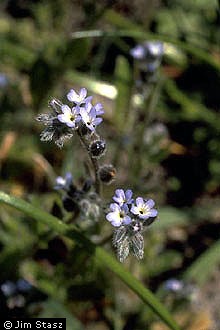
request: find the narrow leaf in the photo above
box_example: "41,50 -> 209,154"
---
0,191 -> 182,330
114,55 -> 132,132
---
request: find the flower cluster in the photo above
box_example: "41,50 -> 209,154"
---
1,279 -> 33,310
37,87 -> 159,264
106,189 -> 158,262
130,41 -> 164,85
36,88 -> 104,148
55,172 -> 101,222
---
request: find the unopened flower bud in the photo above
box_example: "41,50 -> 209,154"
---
98,164 -> 116,184
82,179 -> 92,193
62,197 -> 79,213
89,140 -> 106,158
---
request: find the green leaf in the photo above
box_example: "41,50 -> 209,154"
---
114,56 -> 132,132
39,299 -> 84,330
153,207 -> 189,229
30,57 -> 56,110
71,27 -> 220,71
0,191 -> 182,330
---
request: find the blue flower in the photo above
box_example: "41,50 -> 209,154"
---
80,104 -> 103,131
113,189 -> 133,206
0,73 -> 8,88
164,279 -> 183,292
130,44 -> 146,60
130,197 -> 158,220
57,105 -> 81,128
130,41 -> 164,61
54,172 -> 73,190
16,279 -> 32,292
67,87 -> 92,106
1,281 -> 17,297
106,203 -> 132,227
94,102 -> 105,115
146,41 -> 164,58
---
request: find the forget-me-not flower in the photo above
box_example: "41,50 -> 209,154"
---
146,41 -> 164,58
113,189 -> 133,206
54,172 -> 73,190
106,203 -> 132,227
164,279 -> 184,292
80,106 -> 103,131
94,102 -> 105,116
130,44 -> 146,60
130,197 -> 158,220
67,87 -> 92,106
57,105 -> 81,128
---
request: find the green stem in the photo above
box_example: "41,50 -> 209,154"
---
0,191 -> 182,330
77,131 -> 101,195
129,79 -> 162,184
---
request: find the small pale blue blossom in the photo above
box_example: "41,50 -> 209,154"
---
130,41 -> 164,61
17,279 -> 32,292
130,197 -> 158,220
130,44 -> 146,60
0,73 -> 8,88
80,106 -> 103,131
164,279 -> 183,292
106,189 -> 158,262
57,105 -> 81,128
54,172 -> 73,190
37,87 -> 105,148
146,41 -> 164,58
106,203 -> 132,227
1,281 -> 17,297
113,189 -> 133,206
94,102 -> 105,115
67,87 -> 92,106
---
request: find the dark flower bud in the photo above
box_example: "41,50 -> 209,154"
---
82,179 -> 92,193
98,164 -> 116,184
89,139 -> 106,158
62,197 -> 79,213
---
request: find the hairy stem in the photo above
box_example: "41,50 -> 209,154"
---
77,130 -> 101,195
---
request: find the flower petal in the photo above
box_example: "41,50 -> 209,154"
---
106,212 -> 117,222
57,114 -> 66,123
93,117 -> 103,126
111,219 -> 122,227
136,197 -> 144,207
125,189 -> 133,201
85,102 -> 92,112
67,89 -> 78,102
61,105 -> 71,114
89,107 -> 96,118
84,96 -> 93,104
80,88 -> 87,99
145,199 -> 155,209
109,203 -> 120,212
130,205 -> 139,215
123,216 -> 132,225
148,209 -> 158,217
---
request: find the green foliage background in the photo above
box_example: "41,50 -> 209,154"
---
0,1 -> 220,329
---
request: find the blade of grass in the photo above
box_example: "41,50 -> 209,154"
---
114,55 -> 132,132
71,29 -> 220,71
0,191 -> 182,330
